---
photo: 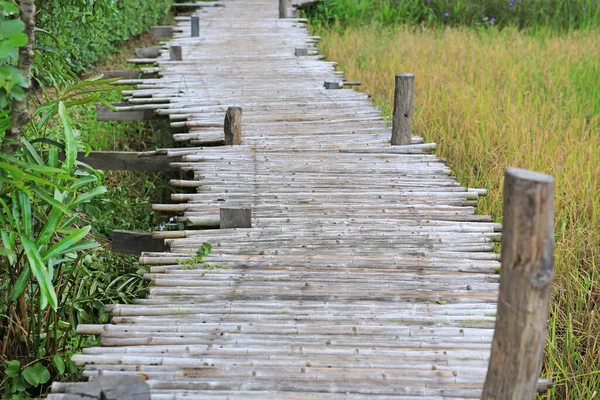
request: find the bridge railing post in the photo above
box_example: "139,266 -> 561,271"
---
170,46 -> 182,61
224,106 -> 243,145
191,16 -> 200,37
482,167 -> 555,399
279,0 -> 288,18
391,73 -> 415,146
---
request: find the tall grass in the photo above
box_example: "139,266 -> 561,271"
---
306,0 -> 600,30
315,25 -> 600,398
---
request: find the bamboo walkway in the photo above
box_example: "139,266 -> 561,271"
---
74,1 -> 504,398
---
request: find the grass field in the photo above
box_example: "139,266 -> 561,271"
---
313,25 -> 600,398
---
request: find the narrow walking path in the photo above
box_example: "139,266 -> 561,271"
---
74,1 -> 503,398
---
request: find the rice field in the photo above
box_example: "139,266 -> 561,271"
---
314,25 -> 600,398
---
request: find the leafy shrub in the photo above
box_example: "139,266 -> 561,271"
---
36,0 -> 171,74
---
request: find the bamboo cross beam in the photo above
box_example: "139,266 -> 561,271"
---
135,47 -> 161,59
150,26 -> 173,38
96,103 -> 166,121
72,151 -> 181,172
482,167 -> 555,399
112,230 -> 167,255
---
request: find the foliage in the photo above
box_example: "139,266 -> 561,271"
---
313,24 -> 600,398
304,0 -> 600,31
176,242 -> 229,271
0,1 -> 28,111
36,0 -> 172,74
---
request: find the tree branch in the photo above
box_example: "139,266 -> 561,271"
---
4,0 -> 36,153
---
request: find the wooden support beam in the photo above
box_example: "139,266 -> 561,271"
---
150,26 -> 173,38
169,46 -> 182,61
482,167 -> 555,399
220,204 -> 252,229
224,106 -> 243,145
191,16 -> 200,37
294,48 -> 308,56
112,230 -> 166,255
74,151 -> 179,171
101,70 -> 143,80
391,73 -> 415,146
96,103 -> 165,121
135,47 -> 161,59
324,81 -> 343,90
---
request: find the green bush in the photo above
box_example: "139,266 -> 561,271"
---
304,0 -> 600,31
36,0 -> 171,73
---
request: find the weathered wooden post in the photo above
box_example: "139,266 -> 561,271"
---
279,0 -> 287,18
169,46 -> 182,61
191,16 -> 200,37
324,81 -> 342,89
482,167 -> 555,399
391,73 -> 415,146
224,106 -> 242,145
220,204 -> 252,229
295,48 -> 308,56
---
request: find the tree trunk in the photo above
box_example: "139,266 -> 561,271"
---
3,0 -> 36,154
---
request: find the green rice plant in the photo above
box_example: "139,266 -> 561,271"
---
313,24 -> 600,398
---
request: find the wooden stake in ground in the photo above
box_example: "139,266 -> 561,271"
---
482,167 -> 555,399
224,107 -> 242,145
391,73 -> 415,146
4,0 -> 35,153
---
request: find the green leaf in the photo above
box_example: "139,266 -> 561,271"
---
20,138 -> 44,166
0,247 -> 14,257
42,225 -> 91,262
52,355 -> 65,375
36,201 -> 64,248
21,365 -> 40,386
9,265 -> 29,301
0,152 -> 66,175
73,185 -> 107,205
0,19 -> 25,38
18,192 -> 32,238
33,187 -> 72,216
34,364 -> 50,384
4,360 -> 20,378
58,102 -> 76,171
8,32 -> 27,47
62,239 -> 99,254
20,235 -> 58,310
10,85 -> 25,100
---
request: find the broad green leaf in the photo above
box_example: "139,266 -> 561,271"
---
0,152 -> 66,174
20,138 -> 44,166
70,174 -> 98,190
0,198 -> 16,227
42,225 -> 91,262
21,365 -> 40,386
0,247 -> 14,257
0,161 -> 62,189
73,185 -> 107,205
1,3 -> 19,14
52,355 -> 65,375
20,235 -> 57,310
58,102 -> 76,171
0,19 -> 24,38
8,32 -> 27,47
4,360 -> 20,378
9,265 -> 29,301
62,239 -> 99,254
18,192 -> 32,238
33,363 -> 50,384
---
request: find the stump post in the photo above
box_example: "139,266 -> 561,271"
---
324,81 -> 342,90
191,16 -> 200,37
482,167 -> 555,399
391,73 -> 415,146
279,0 -> 287,18
295,48 -> 309,56
220,204 -> 252,229
169,46 -> 182,61
224,107 -> 243,145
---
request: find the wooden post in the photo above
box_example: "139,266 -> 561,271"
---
191,16 -> 200,37
279,0 -> 287,18
295,48 -> 308,56
220,204 -> 252,229
150,26 -> 173,38
482,167 -> 555,399
224,106 -> 242,145
169,46 -> 182,61
324,81 -> 342,90
391,73 -> 415,146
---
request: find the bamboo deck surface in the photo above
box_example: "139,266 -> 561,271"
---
75,1 -> 502,398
